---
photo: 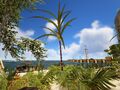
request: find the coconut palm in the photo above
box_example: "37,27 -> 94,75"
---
32,1 -> 75,70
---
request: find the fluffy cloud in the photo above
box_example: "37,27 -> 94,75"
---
12,27 -> 35,39
46,20 -> 117,60
46,43 -> 81,60
46,49 -> 59,60
62,43 -> 81,59
75,20 -> 117,53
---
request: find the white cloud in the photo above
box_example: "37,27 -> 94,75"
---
12,27 -> 35,39
45,43 -> 81,60
46,20 -> 117,60
46,49 -> 59,60
44,19 -> 57,41
62,43 -> 80,59
75,20 -> 117,53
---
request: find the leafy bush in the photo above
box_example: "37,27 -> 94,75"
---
47,65 -> 118,90
0,73 -> 8,90
8,72 -> 50,90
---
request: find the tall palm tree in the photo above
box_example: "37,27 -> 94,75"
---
32,1 -> 75,70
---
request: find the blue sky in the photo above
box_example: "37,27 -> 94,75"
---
1,0 -> 120,60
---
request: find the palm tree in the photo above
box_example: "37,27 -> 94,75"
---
32,0 -> 75,70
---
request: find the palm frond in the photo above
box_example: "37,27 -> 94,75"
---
32,16 -> 58,30
110,34 -> 118,42
61,18 -> 76,34
58,0 -> 61,20
34,9 -> 57,19
35,34 -> 56,40
41,26 -> 57,35
57,1 -> 62,33
60,5 -> 66,20
61,11 -> 71,25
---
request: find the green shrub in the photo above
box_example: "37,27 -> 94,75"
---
8,72 -> 50,90
0,74 -> 8,90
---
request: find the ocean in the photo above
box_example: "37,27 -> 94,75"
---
3,60 -> 110,71
3,60 -> 79,70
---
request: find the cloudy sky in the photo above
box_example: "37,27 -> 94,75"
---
1,0 -> 120,60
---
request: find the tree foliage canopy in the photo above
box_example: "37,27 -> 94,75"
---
105,44 -> 120,59
0,0 -> 46,60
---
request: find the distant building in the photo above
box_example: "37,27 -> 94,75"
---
67,56 -> 112,63
115,9 -> 120,43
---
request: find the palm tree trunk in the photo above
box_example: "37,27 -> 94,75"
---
59,41 -> 63,71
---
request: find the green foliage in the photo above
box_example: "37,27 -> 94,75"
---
106,44 -> 120,59
0,75 -> 8,90
33,2 -> 75,48
32,1 -> 75,70
0,70 -> 8,90
8,72 -> 51,90
18,37 -> 47,60
0,0 -> 44,59
47,65 -> 118,90
0,65 -> 118,90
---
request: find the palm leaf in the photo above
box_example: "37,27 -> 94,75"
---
61,11 -> 71,25
35,34 -> 56,40
57,1 -> 61,33
34,9 -> 57,19
61,18 -> 76,34
60,5 -> 66,20
110,34 -> 118,41
32,16 -> 58,30
41,26 -> 57,35
58,0 -> 61,20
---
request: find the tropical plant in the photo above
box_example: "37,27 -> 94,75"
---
105,44 -> 120,59
8,72 -> 51,90
47,65 -> 118,90
0,70 -> 8,90
79,67 -> 117,90
32,1 -> 75,70
0,75 -> 8,90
